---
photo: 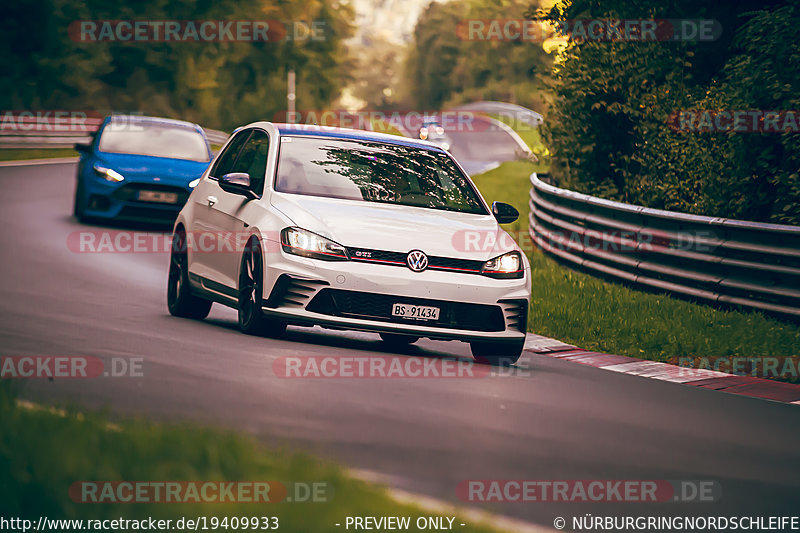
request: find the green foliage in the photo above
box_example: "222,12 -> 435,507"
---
540,0 -> 800,224
0,0 -> 354,130
402,0 -> 553,112
349,36 -> 404,109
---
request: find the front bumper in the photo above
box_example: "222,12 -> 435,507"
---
260,246 -> 530,342
81,177 -> 190,223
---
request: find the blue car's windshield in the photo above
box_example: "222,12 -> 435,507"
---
98,122 -> 210,162
275,136 -> 487,215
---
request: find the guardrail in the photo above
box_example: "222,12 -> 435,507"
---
453,101 -> 544,127
528,172 -> 800,318
203,129 -> 229,145
0,116 -> 228,148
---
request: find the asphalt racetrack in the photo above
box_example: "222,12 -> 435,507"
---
1,161 -> 799,528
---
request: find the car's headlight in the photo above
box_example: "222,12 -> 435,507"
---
481,251 -> 523,279
93,163 -> 124,182
189,178 -> 201,188
280,227 -> 349,261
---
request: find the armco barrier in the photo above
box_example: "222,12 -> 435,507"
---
528,173 -> 800,318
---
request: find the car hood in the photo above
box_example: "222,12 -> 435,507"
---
270,192 -> 518,261
94,152 -> 210,186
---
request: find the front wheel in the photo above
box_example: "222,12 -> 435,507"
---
167,230 -> 212,319
238,239 -> 286,337
470,340 -> 525,366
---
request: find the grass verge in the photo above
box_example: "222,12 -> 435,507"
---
471,159 -> 800,380
0,384 -> 510,532
0,148 -> 78,162
489,115 -> 548,160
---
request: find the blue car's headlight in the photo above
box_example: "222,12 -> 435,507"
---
189,178 -> 201,188
280,227 -> 348,261
93,163 -> 124,182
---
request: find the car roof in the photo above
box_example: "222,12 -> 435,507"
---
104,114 -> 204,132
240,121 -> 445,151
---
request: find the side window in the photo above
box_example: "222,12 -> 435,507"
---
230,130 -> 269,196
209,130 -> 251,179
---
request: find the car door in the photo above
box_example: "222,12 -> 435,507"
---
209,129 -> 271,291
188,129 -> 251,293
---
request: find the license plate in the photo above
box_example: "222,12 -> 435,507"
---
138,190 -> 179,204
391,303 -> 440,321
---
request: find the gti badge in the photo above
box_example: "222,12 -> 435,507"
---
406,250 -> 428,272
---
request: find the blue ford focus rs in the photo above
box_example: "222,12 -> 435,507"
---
73,115 -> 213,224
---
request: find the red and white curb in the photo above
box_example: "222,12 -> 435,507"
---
523,334 -> 800,406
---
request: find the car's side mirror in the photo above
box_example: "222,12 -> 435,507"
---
74,142 -> 91,153
220,172 -> 257,199
491,201 -> 519,224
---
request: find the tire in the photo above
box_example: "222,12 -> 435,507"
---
238,238 -> 286,337
167,229 -> 212,319
470,339 -> 525,366
380,332 -> 419,346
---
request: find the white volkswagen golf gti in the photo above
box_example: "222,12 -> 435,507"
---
167,122 -> 530,365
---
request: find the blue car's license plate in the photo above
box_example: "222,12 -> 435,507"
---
138,190 -> 178,204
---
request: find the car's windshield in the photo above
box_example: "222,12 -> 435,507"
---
275,136 -> 487,215
98,121 -> 210,162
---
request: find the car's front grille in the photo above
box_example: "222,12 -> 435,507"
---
346,247 -> 485,274
306,288 -> 506,332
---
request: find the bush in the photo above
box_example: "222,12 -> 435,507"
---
539,0 -> 800,225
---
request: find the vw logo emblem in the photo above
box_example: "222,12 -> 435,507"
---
406,250 -> 428,272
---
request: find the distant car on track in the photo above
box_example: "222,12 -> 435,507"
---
418,118 -> 453,151
73,115 -> 213,224
167,123 -> 530,364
